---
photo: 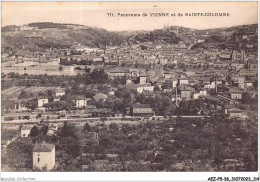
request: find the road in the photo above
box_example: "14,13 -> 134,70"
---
1,115 -> 212,125
247,122 -> 258,130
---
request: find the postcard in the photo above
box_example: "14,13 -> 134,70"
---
1,1 -> 258,181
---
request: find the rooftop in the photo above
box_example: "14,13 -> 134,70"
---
93,93 -> 108,102
133,104 -> 152,108
21,125 -> 32,130
33,142 -> 55,152
75,95 -> 87,100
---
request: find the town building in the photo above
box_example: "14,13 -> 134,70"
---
55,89 -> 65,97
230,91 -> 243,100
204,82 -> 216,89
179,78 -> 189,86
138,76 -> 147,84
181,90 -> 191,100
136,85 -> 154,93
107,68 -> 128,79
21,125 -> 31,138
132,104 -> 154,117
125,84 -> 154,94
226,108 -> 245,118
165,79 -> 178,88
33,142 -> 55,171
53,96 -> 61,102
47,124 -> 59,136
38,98 -> 48,108
15,101 -> 28,111
75,96 -> 89,108
193,93 -> 201,100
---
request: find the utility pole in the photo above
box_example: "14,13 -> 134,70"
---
176,78 -> 179,105
215,75 -> 217,93
176,86 -> 178,105
215,73 -> 219,94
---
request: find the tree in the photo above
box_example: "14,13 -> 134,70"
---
112,77 -> 126,86
47,90 -> 54,101
109,123 -> 119,131
161,96 -> 172,116
89,69 -> 108,83
40,125 -> 49,135
136,93 -> 146,104
253,80 -> 258,90
242,92 -> 251,104
178,63 -> 186,69
44,101 -> 73,111
59,136 -> 81,158
150,94 -> 163,115
18,91 -> 29,99
4,139 -> 34,170
140,44 -> 147,50
115,88 -> 134,110
96,99 -> 105,109
115,88 -> 132,99
154,85 -> 161,91
21,98 -> 37,110
30,125 -> 39,137
121,124 -> 132,134
83,122 -> 91,133
85,90 -> 96,98
60,122 -> 76,138
38,91 -> 47,97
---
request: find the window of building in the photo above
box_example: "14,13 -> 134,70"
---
38,158 -> 40,162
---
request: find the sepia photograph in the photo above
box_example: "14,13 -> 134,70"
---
0,1 -> 258,180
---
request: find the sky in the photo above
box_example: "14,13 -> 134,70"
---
1,1 -> 258,31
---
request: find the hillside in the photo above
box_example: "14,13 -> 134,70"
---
190,24 -> 258,50
2,22 -> 182,51
1,22 -> 258,52
2,22 -> 126,51
128,29 -> 181,44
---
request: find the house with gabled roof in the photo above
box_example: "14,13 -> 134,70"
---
93,93 -> 108,103
33,141 -> 55,171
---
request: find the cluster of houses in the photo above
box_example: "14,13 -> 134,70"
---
19,123 -> 59,171
2,65 -> 255,122
2,25 -> 258,77
2,41 -> 257,120
4,122 -> 57,171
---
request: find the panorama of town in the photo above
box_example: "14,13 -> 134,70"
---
1,22 -> 258,172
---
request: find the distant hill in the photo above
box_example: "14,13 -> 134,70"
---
190,24 -> 258,50
1,22 -> 258,51
2,22 -> 126,51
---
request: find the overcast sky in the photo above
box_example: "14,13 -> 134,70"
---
2,1 -> 258,31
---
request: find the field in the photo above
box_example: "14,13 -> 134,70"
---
2,86 -> 63,97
